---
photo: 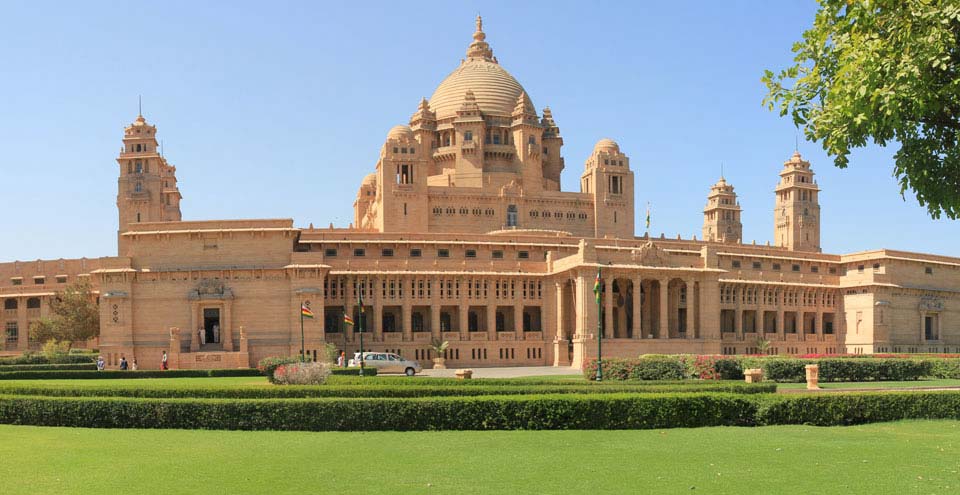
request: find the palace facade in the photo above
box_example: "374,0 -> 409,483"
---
2,17 -> 959,369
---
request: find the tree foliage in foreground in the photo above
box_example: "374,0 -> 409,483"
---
763,0 -> 960,219
29,279 -> 100,345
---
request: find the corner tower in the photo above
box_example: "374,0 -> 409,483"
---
702,176 -> 742,243
774,151 -> 820,252
116,114 -> 182,248
581,138 -> 634,238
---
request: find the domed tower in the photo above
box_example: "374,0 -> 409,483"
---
581,138 -> 634,238
369,125 -> 429,232
702,175 -> 742,243
353,173 -> 377,229
774,151 -> 821,252
116,113 -> 181,251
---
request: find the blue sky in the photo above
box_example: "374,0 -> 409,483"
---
0,0 -> 956,261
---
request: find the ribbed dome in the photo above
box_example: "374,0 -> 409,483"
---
593,138 -> 620,154
386,125 -> 414,141
429,60 -> 529,119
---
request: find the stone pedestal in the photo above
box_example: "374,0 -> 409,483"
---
744,368 -> 763,383
455,369 -> 473,380
805,364 -> 820,390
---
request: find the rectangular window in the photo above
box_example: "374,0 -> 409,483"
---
925,266 -> 933,275
381,248 -> 394,257
792,264 -> 800,272
465,249 -> 477,258
731,260 -> 741,268
55,276 -> 67,284
492,250 -> 504,259
410,249 -> 422,258
857,265 -> 865,273
811,266 -> 819,273
353,248 -> 365,257
772,263 -> 781,271
438,249 -> 450,258
4,322 -> 16,342
324,248 -> 337,257
872,263 -> 880,272
33,277 -> 45,285
752,261 -> 761,270
828,267 -> 837,274
11,278 -> 22,286
518,251 -> 530,259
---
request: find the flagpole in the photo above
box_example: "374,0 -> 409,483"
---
597,267 -> 603,382
300,307 -> 305,362
358,300 -> 364,377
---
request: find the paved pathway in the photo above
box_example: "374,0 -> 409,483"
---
419,366 -> 580,379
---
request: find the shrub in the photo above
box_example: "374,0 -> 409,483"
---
0,363 -> 97,372
0,354 -> 94,366
329,367 -> 378,376
584,358 -> 685,381
0,369 -> 260,380
257,356 -> 301,383
755,391 -> 960,426
0,381 -> 775,399
0,392 -> 759,431
929,359 -> 960,379
273,362 -> 332,385
761,359 -> 807,382
41,339 -> 72,359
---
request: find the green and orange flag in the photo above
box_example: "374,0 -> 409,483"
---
593,268 -> 602,303
301,303 -> 314,319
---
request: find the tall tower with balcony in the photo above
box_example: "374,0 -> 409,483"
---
581,138 -> 634,238
702,176 -> 742,243
116,114 -> 182,249
774,150 -> 821,252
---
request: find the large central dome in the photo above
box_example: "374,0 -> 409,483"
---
428,16 -> 533,119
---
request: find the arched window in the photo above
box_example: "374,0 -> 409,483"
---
493,133 -> 501,145
528,136 -> 536,145
136,144 -> 142,152
464,130 -> 473,141
135,161 -> 143,173
3,299 -> 16,310
135,182 -> 142,193
26,297 -> 40,309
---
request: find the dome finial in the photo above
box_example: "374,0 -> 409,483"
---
466,14 -> 494,62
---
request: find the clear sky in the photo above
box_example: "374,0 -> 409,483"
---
1,1 -> 956,261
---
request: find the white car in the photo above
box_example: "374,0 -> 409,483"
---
359,352 -> 422,376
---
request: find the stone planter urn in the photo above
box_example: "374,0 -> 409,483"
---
433,357 -> 447,370
805,364 -> 820,390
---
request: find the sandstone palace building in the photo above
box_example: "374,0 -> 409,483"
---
2,18 -> 959,369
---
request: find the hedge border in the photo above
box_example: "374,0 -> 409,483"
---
0,390 -> 957,431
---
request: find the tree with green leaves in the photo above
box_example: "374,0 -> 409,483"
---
763,0 -> 960,219
29,279 -> 100,346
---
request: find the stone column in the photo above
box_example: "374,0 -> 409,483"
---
515,300 -> 524,336
658,278 -> 669,339
604,275 -> 614,339
686,279 -> 697,339
222,299 -> 234,351
632,276 -> 642,339
344,276 -> 355,343
16,296 -> 27,351
190,302 -> 200,352
401,278 -> 412,342
734,285 -> 743,341
459,302 -> 470,340
555,282 -> 565,341
373,277 -> 383,342
776,288 -> 785,340
487,303 -> 497,341
431,301 -> 441,340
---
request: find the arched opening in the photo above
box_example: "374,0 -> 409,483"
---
3,299 -> 17,310
26,297 -> 40,309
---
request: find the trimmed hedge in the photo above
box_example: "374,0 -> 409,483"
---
329,367 -> 378,377
0,354 -> 94,366
0,369 -> 262,380
583,358 -> 685,381
0,393 -> 758,431
0,363 -> 97,372
756,391 -> 960,426
0,390 -> 957,430
597,356 -> 949,382
0,382 -> 776,399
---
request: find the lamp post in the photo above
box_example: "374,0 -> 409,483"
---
358,304 -> 364,377
594,267 -> 603,381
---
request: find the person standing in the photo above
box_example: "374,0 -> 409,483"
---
131,357 -> 139,371
337,351 -> 345,367
212,323 -> 220,344
161,351 -> 168,370
199,327 -> 206,346
119,355 -> 128,370
96,355 -> 105,371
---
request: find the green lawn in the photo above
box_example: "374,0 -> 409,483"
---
777,378 -> 960,390
1,421 -> 958,494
